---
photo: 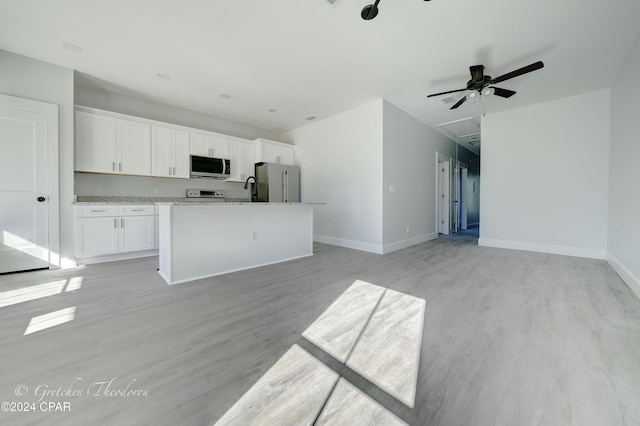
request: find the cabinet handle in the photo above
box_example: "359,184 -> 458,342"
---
121,218 -> 124,228
112,162 -> 115,171
90,209 -> 106,212
172,167 -> 176,175
114,218 -> 117,228
169,166 -> 172,176
119,162 -> 122,172
131,209 -> 144,212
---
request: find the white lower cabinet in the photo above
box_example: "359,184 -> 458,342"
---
75,205 -> 155,260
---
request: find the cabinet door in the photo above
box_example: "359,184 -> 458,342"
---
119,215 -> 155,253
75,217 -> 119,258
211,136 -> 229,158
260,142 -> 280,164
228,140 -> 244,181
151,125 -> 172,177
75,112 -> 117,173
243,142 -> 255,180
172,129 -> 190,178
277,145 -> 295,165
118,119 -> 151,176
190,132 -> 213,157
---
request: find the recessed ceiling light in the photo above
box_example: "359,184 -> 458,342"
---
268,108 -> 277,113
156,73 -> 171,80
220,93 -> 231,99
62,42 -> 83,53
304,115 -> 318,121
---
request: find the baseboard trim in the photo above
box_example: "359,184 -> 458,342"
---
607,253 -> 640,300
478,238 -> 606,260
383,233 -> 438,254
313,235 -> 383,254
75,250 -> 159,265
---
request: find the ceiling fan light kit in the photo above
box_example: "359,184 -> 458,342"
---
361,0 -> 431,21
427,61 -> 544,110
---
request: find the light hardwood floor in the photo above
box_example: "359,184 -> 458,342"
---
0,237 -> 639,425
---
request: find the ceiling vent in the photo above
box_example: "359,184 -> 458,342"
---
324,0 -> 343,6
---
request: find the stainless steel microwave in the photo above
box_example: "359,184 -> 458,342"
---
190,155 -> 230,179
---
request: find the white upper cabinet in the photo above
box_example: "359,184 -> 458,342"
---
190,132 -> 229,159
151,125 -> 189,178
118,119 -> 151,175
227,139 -> 256,182
75,111 -> 117,174
75,111 -> 151,176
254,138 -> 295,165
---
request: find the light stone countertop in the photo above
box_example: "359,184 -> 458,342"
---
156,202 -> 325,206
73,196 -> 324,206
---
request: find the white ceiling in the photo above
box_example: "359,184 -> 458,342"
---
1,0 -> 639,155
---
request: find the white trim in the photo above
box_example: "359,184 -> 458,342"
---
478,238 -> 606,260
75,250 -> 159,265
163,253 -> 314,285
314,235 -> 383,254
607,253 -> 640,300
382,233 -> 438,254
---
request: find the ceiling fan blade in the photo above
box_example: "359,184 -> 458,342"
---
427,88 -> 467,98
492,87 -> 516,98
450,96 -> 467,110
491,61 -> 544,84
469,65 -> 484,83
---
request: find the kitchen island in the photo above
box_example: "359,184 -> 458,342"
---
157,202 -> 315,285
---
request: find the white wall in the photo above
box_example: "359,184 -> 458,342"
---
284,99 -> 384,253
74,173 -> 250,200
382,101 -> 469,252
608,34 -> 640,298
0,49 -> 75,267
480,90 -> 610,259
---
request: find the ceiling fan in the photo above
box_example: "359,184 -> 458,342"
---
361,0 -> 431,21
427,61 -> 544,110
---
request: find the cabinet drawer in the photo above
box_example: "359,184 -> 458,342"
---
75,205 -> 119,217
119,205 -> 154,216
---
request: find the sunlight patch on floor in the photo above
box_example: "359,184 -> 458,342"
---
23,306 -> 76,336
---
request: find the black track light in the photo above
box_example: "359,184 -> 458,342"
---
361,0 -> 431,21
361,0 -> 380,20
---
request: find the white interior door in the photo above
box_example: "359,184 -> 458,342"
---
438,160 -> 450,235
0,95 -> 55,273
460,167 -> 468,230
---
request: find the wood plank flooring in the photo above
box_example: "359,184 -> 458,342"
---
0,237 -> 639,425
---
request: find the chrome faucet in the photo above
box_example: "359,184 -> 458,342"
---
244,176 -> 259,202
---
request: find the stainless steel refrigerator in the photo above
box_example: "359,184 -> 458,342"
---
255,162 -> 300,202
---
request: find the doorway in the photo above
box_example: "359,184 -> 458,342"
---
0,94 -> 59,274
436,158 -> 450,235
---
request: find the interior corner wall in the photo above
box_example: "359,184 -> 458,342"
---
283,99 -> 384,253
381,100 -> 465,253
608,33 -> 640,298
0,49 -> 75,267
479,89 -> 610,259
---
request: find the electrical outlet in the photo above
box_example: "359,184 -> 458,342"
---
252,230 -> 258,240
96,186 -> 103,194
389,185 -> 395,193
153,188 -> 159,194
406,226 -> 410,233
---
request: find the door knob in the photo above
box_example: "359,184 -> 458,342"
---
37,196 -> 46,202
